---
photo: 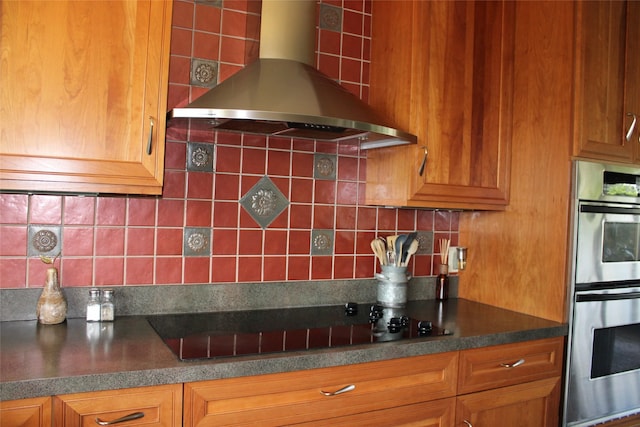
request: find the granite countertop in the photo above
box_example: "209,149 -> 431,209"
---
0,298 -> 568,401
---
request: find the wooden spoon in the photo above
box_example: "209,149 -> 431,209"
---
370,238 -> 387,266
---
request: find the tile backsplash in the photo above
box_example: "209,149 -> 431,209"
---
0,0 -> 459,290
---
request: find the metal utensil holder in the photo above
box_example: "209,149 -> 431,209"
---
375,266 -> 410,308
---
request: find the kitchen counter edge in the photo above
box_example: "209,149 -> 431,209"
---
0,299 -> 568,401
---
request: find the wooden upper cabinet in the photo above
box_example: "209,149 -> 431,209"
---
367,0 -> 515,210
573,0 -> 640,164
0,0 -> 172,195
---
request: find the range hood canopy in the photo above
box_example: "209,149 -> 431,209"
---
167,0 -> 417,150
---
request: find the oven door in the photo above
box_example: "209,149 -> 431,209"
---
566,287 -> 640,426
576,203 -> 640,284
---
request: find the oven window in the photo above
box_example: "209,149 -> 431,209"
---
591,323 -> 640,378
603,222 -> 640,262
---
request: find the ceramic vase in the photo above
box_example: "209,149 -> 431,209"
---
36,267 -> 67,324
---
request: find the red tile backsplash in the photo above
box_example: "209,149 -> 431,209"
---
0,0 -> 460,290
0,194 -> 28,224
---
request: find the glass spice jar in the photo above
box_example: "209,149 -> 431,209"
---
86,288 -> 101,322
100,289 -> 115,322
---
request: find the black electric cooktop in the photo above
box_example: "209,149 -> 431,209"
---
147,302 -> 452,361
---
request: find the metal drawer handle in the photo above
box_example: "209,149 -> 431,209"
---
320,384 -> 355,396
626,112 -> 637,143
500,358 -> 525,368
95,412 -> 144,425
463,421 -> 473,427
146,117 -> 155,155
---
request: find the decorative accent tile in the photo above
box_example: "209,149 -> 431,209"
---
239,176 -> 289,229
187,142 -> 214,172
416,231 -> 433,255
28,226 -> 61,257
191,58 -> 218,88
183,227 -> 212,257
319,3 -> 342,32
314,154 -> 337,180
311,229 -> 334,256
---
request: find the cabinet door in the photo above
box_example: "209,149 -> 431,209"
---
0,396 -> 52,427
573,0 -> 640,164
367,1 -> 514,210
184,352 -> 458,426
294,398 -> 456,427
53,384 -> 182,427
456,377 -> 561,427
0,0 -> 171,195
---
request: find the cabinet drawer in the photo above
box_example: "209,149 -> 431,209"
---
53,384 -> 182,427
185,352 -> 458,427
458,337 -> 565,395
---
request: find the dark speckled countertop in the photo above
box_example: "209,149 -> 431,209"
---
0,298 -> 567,401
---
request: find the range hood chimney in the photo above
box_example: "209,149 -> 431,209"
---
167,0 -> 417,149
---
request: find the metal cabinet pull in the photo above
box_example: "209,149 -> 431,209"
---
626,112 -> 637,143
500,358 -> 525,368
320,384 -> 355,396
95,411 -> 144,425
463,420 -> 473,427
418,146 -> 428,176
146,117 -> 155,155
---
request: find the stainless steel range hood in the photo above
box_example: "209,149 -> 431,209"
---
167,0 -> 416,150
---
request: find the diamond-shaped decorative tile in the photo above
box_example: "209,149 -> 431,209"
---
314,154 -> 337,180
240,176 -> 289,229
319,4 -> 342,32
187,142 -> 214,172
191,58 -> 218,88
311,229 -> 334,255
183,227 -> 211,257
28,226 -> 62,257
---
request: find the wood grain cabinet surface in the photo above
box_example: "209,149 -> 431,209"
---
183,352 -> 459,427
573,0 -> 640,164
456,337 -> 565,427
366,0 -> 515,210
53,384 -> 182,427
0,0 -> 172,195
0,396 -> 52,427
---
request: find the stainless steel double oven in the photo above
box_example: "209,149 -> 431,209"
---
564,161 -> 640,426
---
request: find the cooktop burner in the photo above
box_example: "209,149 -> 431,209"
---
147,302 -> 452,361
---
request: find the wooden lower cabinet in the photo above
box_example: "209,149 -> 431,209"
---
296,398 -> 456,427
1,338 -> 565,427
0,396 -> 51,427
456,337 -> 565,427
53,384 -> 182,427
184,352 -> 459,426
456,377 -> 561,427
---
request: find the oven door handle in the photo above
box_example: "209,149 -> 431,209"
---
580,205 -> 640,215
577,292 -> 640,302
